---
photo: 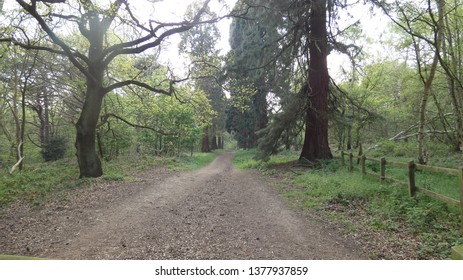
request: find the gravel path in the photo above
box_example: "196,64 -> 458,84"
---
0,152 -> 364,259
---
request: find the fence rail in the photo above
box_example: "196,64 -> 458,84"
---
340,151 -> 463,235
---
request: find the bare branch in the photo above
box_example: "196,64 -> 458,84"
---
0,37 -> 89,64
38,0 -> 65,3
103,80 -> 173,96
101,0 -> 125,32
15,0 -> 94,81
9,142 -> 24,174
391,130 -> 454,141
102,0 -> 213,65
101,113 -> 176,136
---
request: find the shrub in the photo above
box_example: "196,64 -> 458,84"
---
41,136 -> 68,162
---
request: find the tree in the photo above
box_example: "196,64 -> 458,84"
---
338,59 -> 418,145
2,0 -> 213,177
179,1 -> 225,153
0,45 -> 40,172
435,1 -> 463,152
375,0 -> 445,164
226,0 -> 283,149
299,0 -> 332,162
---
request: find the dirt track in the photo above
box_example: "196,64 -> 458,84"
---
0,152 -> 364,259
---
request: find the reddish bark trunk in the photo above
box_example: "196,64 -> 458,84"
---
299,0 -> 332,162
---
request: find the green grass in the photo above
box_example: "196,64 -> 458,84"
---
0,151 -> 220,208
334,150 -> 461,201
233,149 -> 462,259
232,149 -> 298,169
160,150 -> 222,171
0,158 -> 79,206
388,166 -> 459,200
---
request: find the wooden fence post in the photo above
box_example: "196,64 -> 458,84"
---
361,155 -> 366,175
408,161 -> 416,197
349,153 -> 353,172
380,157 -> 386,182
459,167 -> 463,235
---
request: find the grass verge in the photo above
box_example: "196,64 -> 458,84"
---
232,149 -> 463,259
336,151 -> 461,201
162,150 -> 223,171
232,149 -> 298,170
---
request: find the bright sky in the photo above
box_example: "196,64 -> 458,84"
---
1,0 -> 235,76
2,0 -> 388,79
328,3 -> 390,81
146,0 -> 237,73
147,0 -> 389,79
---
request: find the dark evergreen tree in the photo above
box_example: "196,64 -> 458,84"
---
226,0 -> 284,148
227,0 -> 336,161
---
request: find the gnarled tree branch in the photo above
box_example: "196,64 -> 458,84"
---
100,113 -> 175,136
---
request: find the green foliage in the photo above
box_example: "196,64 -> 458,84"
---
98,79 -> 213,158
226,104 -> 257,149
41,135 -> 68,162
331,59 -> 421,149
370,140 -> 417,158
179,2 -> 226,153
293,168 -> 380,207
368,140 -> 457,163
0,158 -> 78,206
256,88 -> 306,160
226,0 -> 286,149
231,149 -> 265,169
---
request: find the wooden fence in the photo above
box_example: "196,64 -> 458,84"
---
340,151 -> 463,235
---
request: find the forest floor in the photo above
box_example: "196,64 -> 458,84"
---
0,152 -> 364,260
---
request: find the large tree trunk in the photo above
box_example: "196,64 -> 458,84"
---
75,84 -> 104,178
299,0 -> 332,162
75,17 -> 106,178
